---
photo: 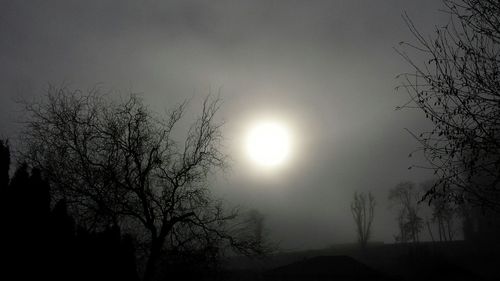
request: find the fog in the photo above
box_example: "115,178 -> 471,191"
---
0,0 -> 450,249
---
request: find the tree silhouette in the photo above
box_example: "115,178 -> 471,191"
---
245,209 -> 268,254
20,86 -> 264,280
389,182 -> 423,243
397,0 -> 500,210
421,180 -> 457,242
350,191 -> 375,250
0,140 -> 9,190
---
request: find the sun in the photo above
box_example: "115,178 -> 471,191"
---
245,121 -> 291,167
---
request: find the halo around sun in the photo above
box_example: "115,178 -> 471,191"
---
245,121 -> 291,167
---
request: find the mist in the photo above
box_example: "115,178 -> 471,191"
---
1,1 -> 499,280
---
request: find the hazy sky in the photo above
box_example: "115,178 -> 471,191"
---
0,0 -> 450,249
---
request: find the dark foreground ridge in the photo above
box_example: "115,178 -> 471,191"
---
263,255 -> 387,281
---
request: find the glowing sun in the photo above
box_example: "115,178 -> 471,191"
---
245,121 -> 291,167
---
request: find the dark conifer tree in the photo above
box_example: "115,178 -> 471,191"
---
0,140 -> 139,281
0,139 -> 9,190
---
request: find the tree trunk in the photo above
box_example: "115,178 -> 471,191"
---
426,220 -> 435,243
438,219 -> 444,242
446,219 -> 453,241
143,237 -> 164,281
142,218 -> 182,281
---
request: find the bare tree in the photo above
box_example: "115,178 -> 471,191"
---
397,0 -> 500,211
241,209 -> 277,255
351,191 -> 375,249
421,180 -> 457,242
389,182 -> 423,243
20,85 -> 263,281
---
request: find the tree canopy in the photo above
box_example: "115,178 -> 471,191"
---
20,86 -> 267,280
397,0 -> 500,210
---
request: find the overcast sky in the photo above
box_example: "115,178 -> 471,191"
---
0,0 -> 450,250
